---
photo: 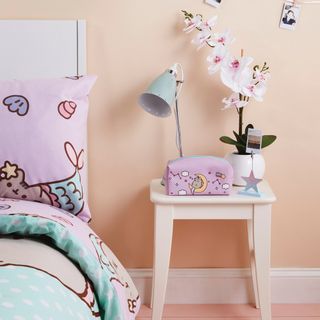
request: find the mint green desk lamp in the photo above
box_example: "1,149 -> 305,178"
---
139,63 -> 184,157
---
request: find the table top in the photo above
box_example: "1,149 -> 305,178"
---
150,179 -> 276,205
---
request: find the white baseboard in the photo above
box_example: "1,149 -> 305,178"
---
128,268 -> 320,304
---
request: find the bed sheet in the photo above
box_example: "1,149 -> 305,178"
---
0,198 -> 140,320
0,237 -> 101,319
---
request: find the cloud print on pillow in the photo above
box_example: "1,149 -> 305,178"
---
3,95 -> 29,116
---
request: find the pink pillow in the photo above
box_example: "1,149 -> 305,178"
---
0,75 -> 96,222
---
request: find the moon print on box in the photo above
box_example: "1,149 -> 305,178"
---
164,156 -> 233,196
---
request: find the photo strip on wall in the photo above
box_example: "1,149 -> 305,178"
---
280,1 -> 301,30
205,0 -> 222,8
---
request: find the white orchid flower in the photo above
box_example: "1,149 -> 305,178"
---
192,16 -> 217,49
183,15 -> 203,33
222,92 -> 249,110
201,16 -> 218,30
212,30 -> 234,47
207,44 -> 228,74
254,69 -> 271,83
241,82 -> 267,102
192,28 -> 212,49
220,56 -> 254,92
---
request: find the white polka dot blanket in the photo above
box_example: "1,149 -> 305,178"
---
0,198 -> 140,320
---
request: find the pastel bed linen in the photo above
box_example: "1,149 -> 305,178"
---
0,199 -> 140,320
0,76 -> 96,223
0,238 -> 101,319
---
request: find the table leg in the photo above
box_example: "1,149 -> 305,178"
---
253,204 -> 272,320
247,218 -> 260,309
151,205 -> 174,320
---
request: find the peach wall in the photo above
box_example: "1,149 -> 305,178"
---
1,0 -> 320,268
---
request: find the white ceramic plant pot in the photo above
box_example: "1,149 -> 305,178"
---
225,153 -> 266,186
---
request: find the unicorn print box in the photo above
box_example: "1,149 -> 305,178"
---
164,156 -> 233,196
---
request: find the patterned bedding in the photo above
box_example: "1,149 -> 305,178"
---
0,198 -> 140,320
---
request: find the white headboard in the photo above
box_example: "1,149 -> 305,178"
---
0,20 -> 86,79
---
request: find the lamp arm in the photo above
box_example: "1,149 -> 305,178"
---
171,63 -> 184,98
174,96 -> 183,157
171,63 -> 184,157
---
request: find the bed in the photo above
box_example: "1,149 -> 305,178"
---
0,20 -> 140,320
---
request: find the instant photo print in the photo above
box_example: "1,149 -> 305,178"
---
280,1 -> 301,31
246,128 -> 262,154
205,0 -> 222,8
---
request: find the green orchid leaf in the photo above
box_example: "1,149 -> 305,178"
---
235,145 -> 242,154
233,130 -> 240,141
262,135 -> 277,148
245,124 -> 254,135
220,136 -> 243,147
220,136 -> 248,154
237,146 -> 248,155
233,131 -> 247,147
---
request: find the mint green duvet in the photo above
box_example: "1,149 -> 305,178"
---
0,199 -> 140,320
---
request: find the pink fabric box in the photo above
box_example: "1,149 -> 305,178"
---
164,156 -> 233,196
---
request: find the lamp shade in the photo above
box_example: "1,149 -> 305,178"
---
139,69 -> 177,118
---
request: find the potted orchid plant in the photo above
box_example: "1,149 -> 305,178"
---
182,10 -> 277,185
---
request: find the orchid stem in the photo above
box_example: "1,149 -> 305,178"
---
239,107 -> 243,136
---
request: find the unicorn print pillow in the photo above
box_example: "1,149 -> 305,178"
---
0,76 -> 96,222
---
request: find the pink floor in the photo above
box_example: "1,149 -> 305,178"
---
137,304 -> 320,319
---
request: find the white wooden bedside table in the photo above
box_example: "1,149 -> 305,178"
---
150,178 -> 276,320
